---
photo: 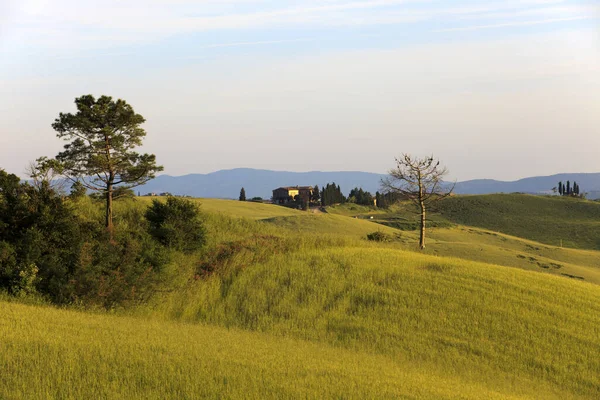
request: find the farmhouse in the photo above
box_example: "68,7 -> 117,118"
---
272,186 -> 313,204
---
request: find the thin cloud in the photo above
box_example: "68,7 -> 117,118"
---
433,16 -> 593,33
200,38 -> 313,49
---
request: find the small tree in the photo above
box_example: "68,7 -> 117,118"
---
52,95 -> 163,237
312,185 -> 320,203
558,182 -> 563,196
381,154 -> 453,249
239,187 -> 246,201
566,181 -> 571,196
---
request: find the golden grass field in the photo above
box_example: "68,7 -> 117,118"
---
2,196 -> 600,399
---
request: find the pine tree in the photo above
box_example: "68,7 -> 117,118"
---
239,187 -> 246,201
51,95 -> 163,237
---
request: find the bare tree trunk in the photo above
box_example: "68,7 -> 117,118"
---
419,203 -> 426,249
418,170 -> 426,250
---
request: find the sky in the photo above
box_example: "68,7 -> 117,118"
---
1,0 -> 599,181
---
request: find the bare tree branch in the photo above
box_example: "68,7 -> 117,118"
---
381,154 -> 454,249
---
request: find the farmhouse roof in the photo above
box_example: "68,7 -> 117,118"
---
274,186 -> 313,191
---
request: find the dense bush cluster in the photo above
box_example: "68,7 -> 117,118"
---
0,169 -> 205,307
145,197 -> 206,253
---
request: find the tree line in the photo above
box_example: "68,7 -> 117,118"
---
557,181 -> 581,197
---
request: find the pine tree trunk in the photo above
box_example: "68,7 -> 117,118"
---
106,182 -> 114,239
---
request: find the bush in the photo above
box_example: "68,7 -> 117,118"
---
366,231 -> 392,242
1,169 -> 173,308
0,171 -> 86,302
145,197 -> 206,253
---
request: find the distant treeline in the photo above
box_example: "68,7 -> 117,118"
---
312,183 -> 402,208
557,181 -> 581,197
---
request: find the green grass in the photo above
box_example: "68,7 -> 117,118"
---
3,197 -> 600,398
138,197 -> 304,220
437,194 -> 600,250
261,213 -> 400,237
326,197 -> 600,283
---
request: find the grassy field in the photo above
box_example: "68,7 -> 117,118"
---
437,194 -> 600,250
4,298 -> 589,400
3,196 -> 600,398
138,197 -> 304,220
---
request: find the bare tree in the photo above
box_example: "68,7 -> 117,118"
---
381,154 -> 454,249
26,157 -> 67,193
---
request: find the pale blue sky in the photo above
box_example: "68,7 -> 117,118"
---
1,0 -> 599,180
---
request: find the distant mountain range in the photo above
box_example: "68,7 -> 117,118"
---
136,168 -> 600,200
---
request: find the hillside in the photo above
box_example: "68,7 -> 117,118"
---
2,198 -> 600,398
455,173 -> 600,196
437,194 -> 600,250
135,168 -> 600,199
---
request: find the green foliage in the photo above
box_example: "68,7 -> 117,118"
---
375,191 -> 404,208
0,169 -> 181,307
52,94 -> 163,229
145,197 -> 205,253
320,182 -> 346,206
348,187 -> 374,206
311,184 -> 320,203
69,181 -> 87,199
239,187 -> 246,201
0,170 -> 86,302
366,231 -> 391,242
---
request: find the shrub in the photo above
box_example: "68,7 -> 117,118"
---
1,169 -> 171,307
145,197 -> 206,253
0,171 -> 86,302
366,231 -> 392,242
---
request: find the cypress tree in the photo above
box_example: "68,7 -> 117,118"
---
312,185 -> 320,203
558,182 -> 563,196
566,181 -> 571,196
239,187 -> 246,201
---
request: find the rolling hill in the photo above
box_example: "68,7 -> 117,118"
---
2,196 -> 600,398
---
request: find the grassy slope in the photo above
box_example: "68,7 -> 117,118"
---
138,197 -> 304,220
437,194 -> 600,250
2,300 -> 578,400
4,198 -> 600,398
146,246 -> 600,398
326,197 -> 600,283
